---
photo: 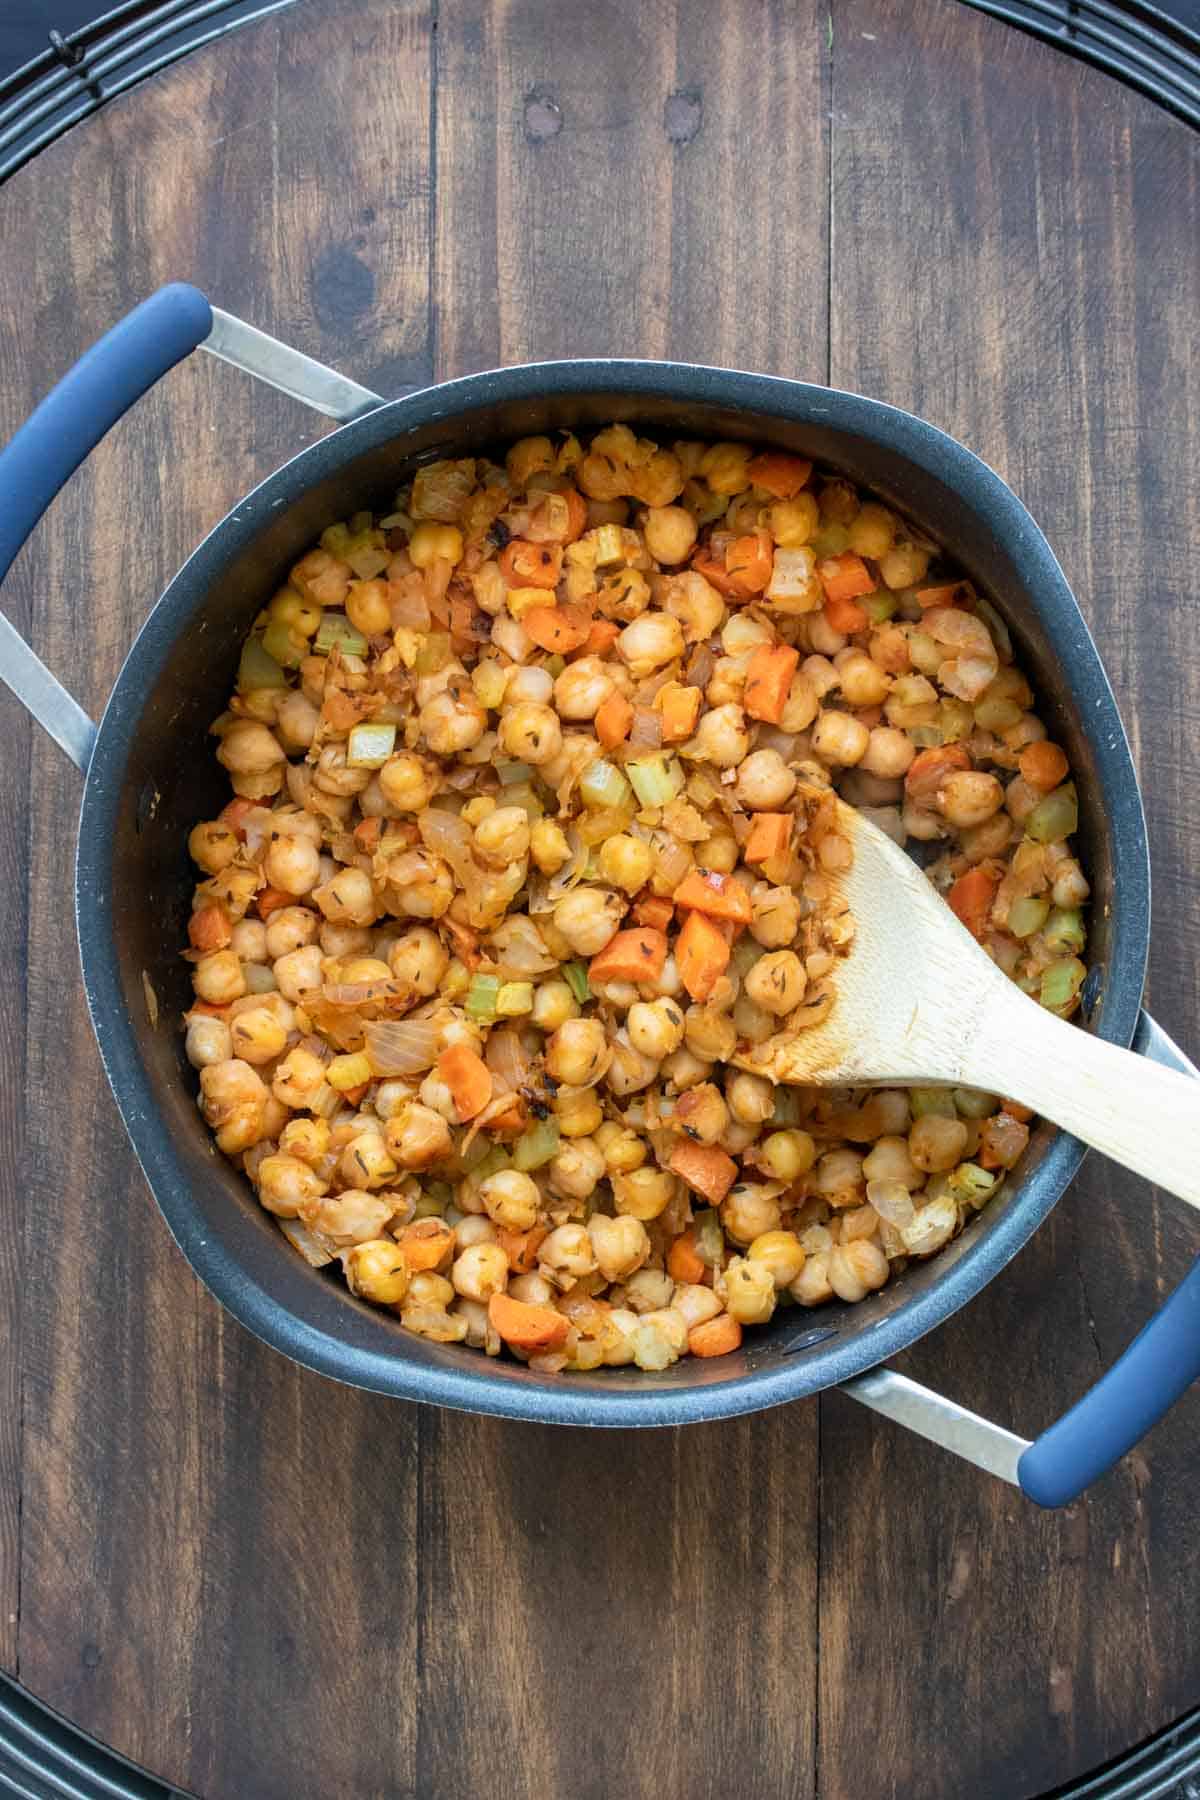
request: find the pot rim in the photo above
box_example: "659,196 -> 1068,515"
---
74,359 -> 1151,1425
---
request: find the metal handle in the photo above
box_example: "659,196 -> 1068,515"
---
842,1009 -> 1200,1506
0,284 -> 384,770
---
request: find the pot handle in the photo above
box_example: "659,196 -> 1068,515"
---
841,1009 -> 1200,1506
0,284 -> 384,771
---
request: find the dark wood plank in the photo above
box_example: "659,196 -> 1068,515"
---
428,5 -> 830,1796
821,4 -> 1200,1795
3,2 -> 433,1794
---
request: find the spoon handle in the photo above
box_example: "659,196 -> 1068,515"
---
970,994 -> 1200,1211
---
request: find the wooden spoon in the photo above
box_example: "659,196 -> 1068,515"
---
735,799 -> 1200,1212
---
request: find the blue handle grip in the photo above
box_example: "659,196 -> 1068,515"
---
1018,1014 -> 1200,1507
0,283 -> 212,590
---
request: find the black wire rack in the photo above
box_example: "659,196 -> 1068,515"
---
1,0 -> 1199,1794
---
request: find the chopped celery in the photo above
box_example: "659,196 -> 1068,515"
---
626,754 -> 684,809
949,1162 -> 997,1208
770,1086 -> 802,1127
313,612 -> 368,657
497,760 -> 533,785
412,1190 -> 448,1219
473,1145 -> 511,1181
236,635 -> 287,693
414,631 -> 453,676
1040,956 -> 1086,1013
1043,906 -> 1085,954
513,1118 -> 561,1172
544,654 -> 566,678
465,973 -> 501,1021
811,522 -> 849,558
580,757 -> 633,811
347,722 -> 397,768
563,961 -> 591,1005
1026,783 -> 1078,844
261,618 -> 306,669
496,981 -> 534,1017
953,1087 -> 999,1119
472,662 -> 510,710
863,591 -> 898,624
1007,895 -> 1050,940
909,1087 -> 957,1119
694,1209 -> 724,1268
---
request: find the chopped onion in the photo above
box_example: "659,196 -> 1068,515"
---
579,758 -> 633,811
279,1218 -> 335,1268
629,707 -> 663,750
363,1018 -> 440,1076
486,1023 -> 534,1095
314,613 -> 368,657
486,915 -> 557,976
389,580 -> 431,630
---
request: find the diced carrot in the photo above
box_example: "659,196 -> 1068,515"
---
1004,1100 -> 1035,1123
583,617 -> 621,655
915,582 -> 970,610
745,452 -> 813,500
632,895 -> 674,931
495,1225 -> 549,1274
904,742 -> 973,800
724,528 -> 774,597
948,866 -> 1000,940
437,1043 -> 493,1122
743,643 -> 800,723
353,817 -> 383,854
669,1139 -> 739,1206
675,909 -> 731,1002
666,1226 -> 707,1286
655,681 -> 702,742
488,1291 -> 570,1352
688,1313 -> 743,1358
691,551 -> 742,597
817,552 -> 877,605
255,886 -> 293,921
594,690 -> 634,749
1018,741 -> 1070,793
188,1000 -> 230,1019
743,813 -> 793,866
561,487 -> 589,542
397,1219 -> 455,1272
588,927 -> 668,986
823,593 -> 869,634
219,797 -> 255,838
521,603 -> 592,654
342,1082 -> 369,1108
499,539 -> 562,589
672,867 -> 754,925
188,903 -> 232,953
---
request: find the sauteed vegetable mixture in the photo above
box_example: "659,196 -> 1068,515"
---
182,426 -> 1088,1372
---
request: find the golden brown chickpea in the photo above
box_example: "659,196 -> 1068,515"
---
230,1005 -> 288,1066
479,1168 -> 541,1232
721,1184 -> 782,1246
829,1239 -> 890,1302
185,1013 -> 233,1069
748,1229 -> 806,1289
553,656 -> 616,721
812,709 -> 870,767
217,719 -> 283,777
587,1213 -> 650,1282
345,1239 -> 411,1306
273,944 -> 323,1003
189,820 -> 239,874
744,951 -> 807,1017
499,701 -> 563,766
688,703 -> 750,769
271,1044 -> 328,1110
720,1256 -> 776,1325
908,1114 -> 969,1173
304,1189 -> 395,1246
451,1242 -> 510,1302
193,950 -> 246,1006
750,885 -> 802,949
548,1138 -> 607,1201
537,1222 -> 599,1286
727,1070 -> 775,1126
385,1104 -> 454,1171
735,748 -> 797,811
256,1154 -> 327,1219
643,505 -> 699,565
612,1165 -> 678,1221
313,867 -> 379,927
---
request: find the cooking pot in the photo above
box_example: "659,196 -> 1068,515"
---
2,285 -> 1197,1510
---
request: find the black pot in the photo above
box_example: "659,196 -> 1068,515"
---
2,286 -> 1197,1509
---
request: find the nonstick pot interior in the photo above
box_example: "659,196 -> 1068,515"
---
75,363 -> 1150,1425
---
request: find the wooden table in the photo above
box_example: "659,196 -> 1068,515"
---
1,2 -> 1198,1795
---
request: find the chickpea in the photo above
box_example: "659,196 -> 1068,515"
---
727,1070 -> 775,1126
700,442 -> 753,495
313,867 -> 379,927
264,833 -> 321,897
278,1117 -> 330,1165
813,1148 -> 865,1204
750,886 -> 802,949
721,1184 -> 782,1245
257,1153 -> 327,1218
861,726 -> 915,779
554,1086 -> 605,1137
735,748 -> 797,811
386,928 -> 448,996
273,944 -> 323,1002
627,998 -> 686,1061
321,926 -> 374,961
537,1223 -> 598,1286
499,701 -> 563,767
689,702 -> 749,769
791,1253 -> 834,1307
847,503 -> 897,560
345,576 -> 392,636
338,1132 -> 399,1191
271,1045 -> 328,1109
624,1268 -> 676,1313
861,1135 -> 922,1189
643,504 -> 698,565
812,709 -> 870,767
379,752 -> 436,813
193,950 -> 246,1006
587,1212 -> 650,1282
553,887 -> 625,957
595,1123 -> 647,1175
530,818 -> 572,874
451,1242 -> 510,1302
829,1239 -> 890,1303
275,690 -> 320,753
473,805 -> 531,867
548,1137 -> 607,1201
189,820 -> 239,874
409,522 -> 465,568
760,1128 -> 816,1182
383,1103 -> 453,1171
420,686 -> 487,755
909,1114 -> 969,1172
541,1018 -> 606,1089
606,1034 -> 659,1096
453,1215 -> 498,1250
598,833 -> 654,895
880,542 -> 930,590
769,493 -> 820,546
525,979 -> 573,1034
937,770 -> 1004,828
745,951 -> 807,1017
665,570 -> 726,643
217,719 -> 283,777
507,435 -> 555,486
554,656 -> 616,721
721,1256 -> 776,1325
345,1239 -> 411,1306
229,918 -> 267,964
617,611 -> 685,677
480,1168 -> 541,1232
674,1082 -> 729,1145
185,1014 -> 232,1069
748,1229 -> 806,1289
509,1271 -> 558,1306
230,1005 -> 288,1066
612,1165 -> 678,1221
836,649 -> 892,708
305,1189 -> 395,1246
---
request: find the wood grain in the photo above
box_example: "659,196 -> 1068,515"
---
821,3 -> 1200,1794
0,0 -> 1197,1794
